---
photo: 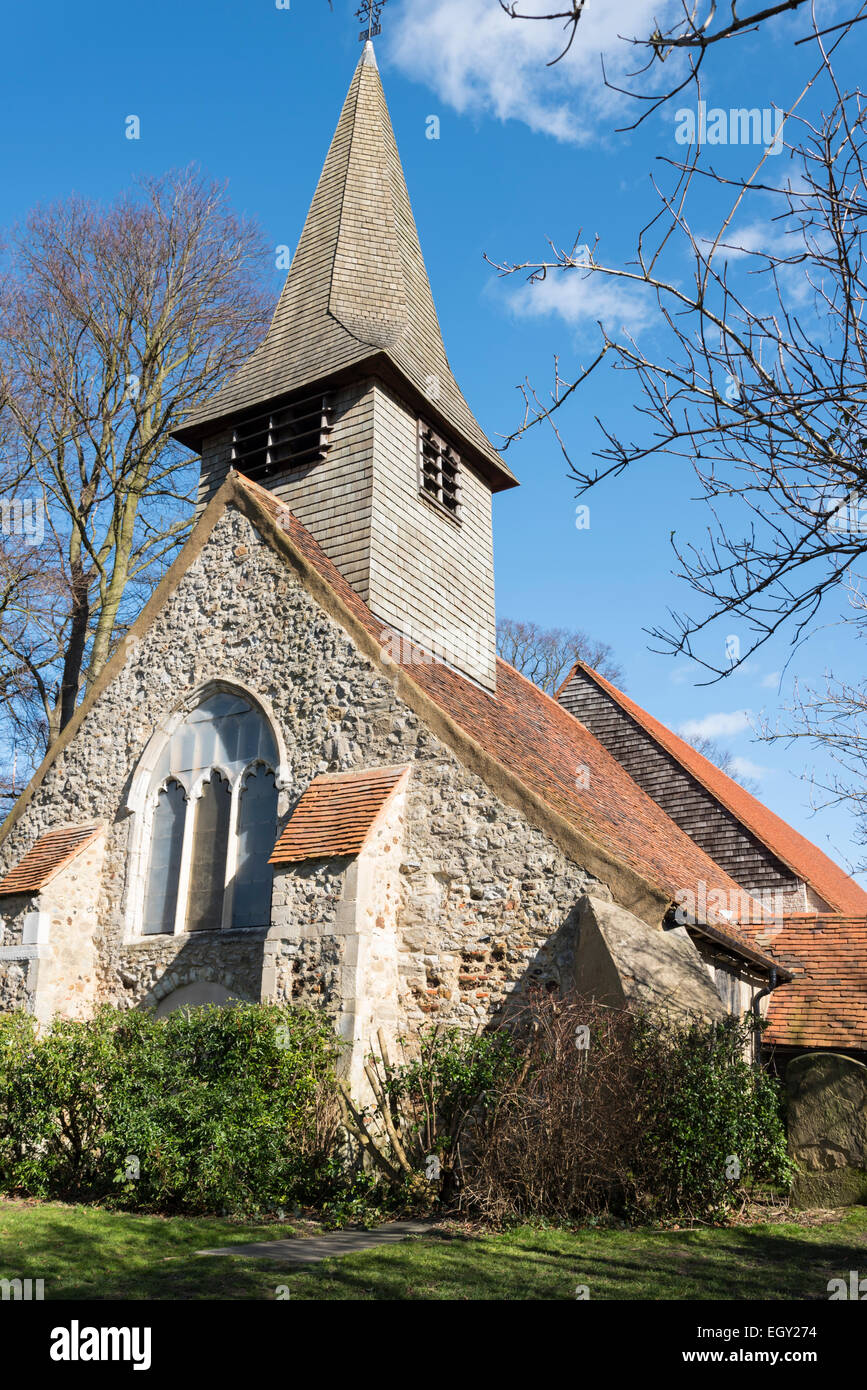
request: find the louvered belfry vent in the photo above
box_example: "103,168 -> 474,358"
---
418,421 -> 462,520
231,390 -> 333,481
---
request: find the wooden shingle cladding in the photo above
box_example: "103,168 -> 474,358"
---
0,823 -> 103,895
557,664 -> 856,914
172,42 -> 516,496
369,384 -> 496,690
270,765 -> 410,863
558,666 -> 805,901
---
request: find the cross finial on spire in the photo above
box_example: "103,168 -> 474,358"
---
355,0 -> 388,42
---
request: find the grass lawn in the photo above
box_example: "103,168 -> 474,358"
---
2,1198 -> 866,1300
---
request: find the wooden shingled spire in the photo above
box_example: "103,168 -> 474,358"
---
172,43 -> 515,492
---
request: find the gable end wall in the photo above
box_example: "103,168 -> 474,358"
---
559,669 -> 825,912
0,509 -> 604,1030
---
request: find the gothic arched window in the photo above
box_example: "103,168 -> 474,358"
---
138,690 -> 280,935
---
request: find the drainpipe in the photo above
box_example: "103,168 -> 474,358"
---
752,966 -> 778,1064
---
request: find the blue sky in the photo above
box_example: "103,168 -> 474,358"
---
3,0 -> 866,881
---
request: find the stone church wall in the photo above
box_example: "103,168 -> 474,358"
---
0,507 -> 606,1036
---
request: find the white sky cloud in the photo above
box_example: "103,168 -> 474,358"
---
670,664 -> 694,685
730,755 -> 769,782
387,0 -> 679,144
506,268 -> 655,335
700,218 -> 796,263
679,710 -> 753,740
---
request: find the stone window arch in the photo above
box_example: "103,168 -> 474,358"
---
128,683 -> 287,938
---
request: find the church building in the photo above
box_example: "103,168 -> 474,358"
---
1,42 -> 865,1093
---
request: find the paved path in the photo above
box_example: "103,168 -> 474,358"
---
197,1220 -> 433,1265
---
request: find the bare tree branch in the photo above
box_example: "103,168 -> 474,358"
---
497,616 -> 625,691
0,166 -> 272,763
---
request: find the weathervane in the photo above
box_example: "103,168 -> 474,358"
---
355,0 -> 388,42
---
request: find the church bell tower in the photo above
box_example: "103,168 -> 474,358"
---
173,40 -> 517,693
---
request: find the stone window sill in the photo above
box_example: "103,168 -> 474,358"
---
123,926 -> 269,947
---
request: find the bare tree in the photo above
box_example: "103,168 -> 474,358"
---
0,167 -> 271,753
499,0 -> 866,123
497,615 -> 624,691
488,31 -> 867,835
683,734 -> 759,793
490,45 -> 867,680
751,583 -> 867,857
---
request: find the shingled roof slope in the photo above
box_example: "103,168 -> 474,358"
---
0,823 -> 102,896
560,659 -> 867,918
270,765 -> 409,863
173,43 -> 514,491
757,915 -> 867,1051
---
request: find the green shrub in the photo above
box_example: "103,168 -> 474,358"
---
0,1004 -> 342,1215
351,995 -> 792,1225
631,1012 -> 793,1220
0,995 -> 793,1226
339,1025 -> 521,1211
382,1026 -> 520,1181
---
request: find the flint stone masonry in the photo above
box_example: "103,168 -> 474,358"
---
787,1052 -> 867,1207
0,506 -> 606,1044
0,945 -> 36,1013
0,896 -> 40,1011
117,929 -> 266,1012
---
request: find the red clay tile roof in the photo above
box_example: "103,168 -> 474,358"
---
0,822 -> 102,896
270,766 -> 410,863
754,915 -> 867,1051
239,474 -> 778,969
560,660 -> 867,918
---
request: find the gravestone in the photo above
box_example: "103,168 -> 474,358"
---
787,1052 -> 867,1207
